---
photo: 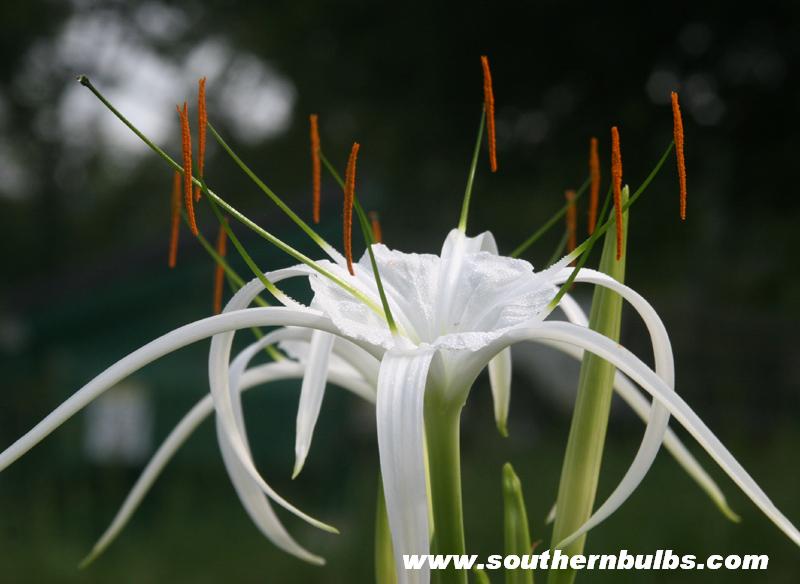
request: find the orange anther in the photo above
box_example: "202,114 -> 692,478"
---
194,77 -> 207,202
480,55 -> 498,173
611,126 -> 623,260
168,170 -> 181,268
671,91 -> 687,220
310,114 -> 321,224
343,142 -> 360,275
588,137 -> 600,234
177,102 -> 198,236
369,211 -> 382,244
213,221 -> 228,314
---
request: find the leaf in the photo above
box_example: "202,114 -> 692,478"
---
502,463 -> 534,584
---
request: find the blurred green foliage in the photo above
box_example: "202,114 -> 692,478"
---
1,1 -> 799,581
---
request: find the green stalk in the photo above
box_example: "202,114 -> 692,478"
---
425,395 -> 467,584
548,188 -> 630,584
502,463 -> 534,584
458,108 -> 486,233
375,477 -> 398,584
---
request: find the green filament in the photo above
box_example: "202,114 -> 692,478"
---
458,108 -> 487,233
78,76 -> 382,316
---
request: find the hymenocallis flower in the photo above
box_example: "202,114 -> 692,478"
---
1,59 -> 797,584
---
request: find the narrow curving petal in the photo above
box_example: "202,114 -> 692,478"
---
376,348 -> 436,584
209,299 -> 338,534
79,386 -> 214,569
496,322 -> 800,548
204,268 -> 383,536
488,348 -> 512,437
540,355 -> 737,525
553,269 -> 673,549
281,335 -> 380,390
218,333 -> 325,565
293,330 -> 336,478
82,355 -> 373,566
0,306 -> 345,473
556,293 -> 739,521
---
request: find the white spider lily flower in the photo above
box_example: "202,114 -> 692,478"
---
74,281 -> 732,568
296,228 -> 799,583
2,229 -> 798,584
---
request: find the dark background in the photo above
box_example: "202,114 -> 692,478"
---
1,1 -> 799,582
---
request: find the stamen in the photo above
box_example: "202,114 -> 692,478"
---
565,189 -> 577,255
588,137 -> 600,234
213,220 -> 228,314
611,126 -> 623,260
671,91 -> 687,220
177,102 -> 198,235
343,142 -> 360,275
310,114 -> 321,224
480,55 -> 498,173
78,76 -> 382,315
194,77 -> 207,202
369,211 -> 383,244
168,170 -> 181,268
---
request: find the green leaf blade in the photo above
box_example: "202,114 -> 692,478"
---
502,463 -> 534,584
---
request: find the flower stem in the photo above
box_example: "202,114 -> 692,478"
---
548,188 -> 629,584
375,477 -> 398,584
425,398 -> 467,584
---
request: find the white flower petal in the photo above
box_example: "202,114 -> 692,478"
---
293,330 -> 336,478
540,355 -> 736,524
198,266 -> 381,529
488,349 -> 512,437
219,346 -> 324,565
556,293 -> 738,521
310,236 -> 559,356
496,322 -> 800,548
376,348 -> 436,584
280,334 -> 379,389
447,230 -> 513,436
208,281 -> 343,534
0,306 -> 342,473
553,269 -> 673,548
82,344 -> 373,566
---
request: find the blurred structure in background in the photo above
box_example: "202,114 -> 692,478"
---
1,1 -> 799,582
83,381 -> 153,466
